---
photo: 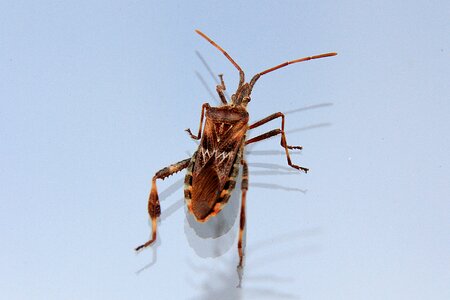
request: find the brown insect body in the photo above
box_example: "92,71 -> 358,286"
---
136,29 -> 336,275
186,105 -> 249,222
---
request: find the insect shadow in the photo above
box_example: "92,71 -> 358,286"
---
184,172 -> 242,258
135,178 -> 184,275
186,227 -> 322,299
286,122 -> 332,134
284,102 -> 333,115
196,50 -> 230,103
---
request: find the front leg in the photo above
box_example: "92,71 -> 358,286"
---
216,74 -> 227,104
185,103 -> 210,140
135,158 -> 191,251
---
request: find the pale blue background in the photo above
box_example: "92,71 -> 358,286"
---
1,1 -> 449,299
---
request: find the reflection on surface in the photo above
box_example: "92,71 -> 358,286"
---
195,51 -> 231,103
284,102 -> 333,115
184,176 -> 241,258
136,156 -> 311,275
286,122 -> 332,134
135,178 -> 184,274
187,228 -> 321,299
195,71 -> 218,104
134,237 -> 160,275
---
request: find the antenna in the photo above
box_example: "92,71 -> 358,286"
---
195,30 -> 245,86
250,52 -> 337,88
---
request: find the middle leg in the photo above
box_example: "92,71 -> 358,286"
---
246,112 -> 308,173
249,112 -> 302,150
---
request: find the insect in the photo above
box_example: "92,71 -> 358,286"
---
135,30 -> 336,270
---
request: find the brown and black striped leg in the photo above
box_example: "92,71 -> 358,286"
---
238,159 -> 249,268
185,103 -> 210,140
135,158 -> 191,251
216,74 -> 227,105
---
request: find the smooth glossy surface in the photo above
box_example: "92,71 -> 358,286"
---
1,1 -> 449,299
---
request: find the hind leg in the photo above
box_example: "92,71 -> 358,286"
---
236,158 -> 249,287
135,158 -> 191,251
238,158 -> 249,268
